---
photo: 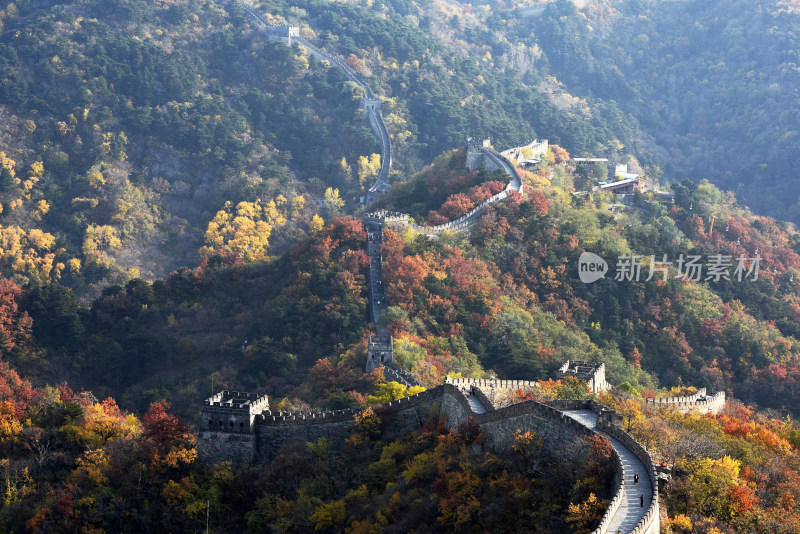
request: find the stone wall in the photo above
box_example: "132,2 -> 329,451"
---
446,376 -> 539,392
596,418 -> 661,534
501,139 -> 549,162
643,389 -> 726,415
255,418 -> 358,462
200,385 -> 616,469
196,431 -> 256,465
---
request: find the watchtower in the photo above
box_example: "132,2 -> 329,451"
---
202,391 -> 270,433
466,138 -> 491,171
365,333 -> 394,373
265,25 -> 299,46
362,98 -> 382,111
557,360 -> 609,393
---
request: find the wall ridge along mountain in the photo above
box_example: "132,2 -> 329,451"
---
240,2 -> 392,205
200,7 -> 737,532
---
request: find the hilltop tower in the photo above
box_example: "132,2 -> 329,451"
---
201,390 -> 270,433
265,25 -> 299,46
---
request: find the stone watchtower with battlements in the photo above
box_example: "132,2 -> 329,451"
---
201,391 -> 270,434
361,98 -> 381,111
466,138 -> 492,171
365,333 -> 394,373
557,360 -> 610,394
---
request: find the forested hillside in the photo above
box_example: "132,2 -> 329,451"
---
4,0 -> 800,531
513,0 -> 800,223
0,0 -> 392,298
0,0 -> 643,301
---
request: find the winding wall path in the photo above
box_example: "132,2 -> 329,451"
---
243,0 -> 521,232
565,410 -> 657,534
229,7 -> 660,532
241,3 -> 392,204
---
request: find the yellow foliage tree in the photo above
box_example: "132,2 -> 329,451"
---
338,157 -> 353,184
68,258 -> 81,275
72,449 -> 110,487
323,187 -> 345,216
0,402 -> 21,444
34,200 -> 49,218
354,406 -> 382,439
83,224 -> 121,269
686,455 -> 743,520
566,493 -> 608,533
365,381 -> 425,404
0,225 -> 59,282
1,459 -> 32,506
309,214 -> 324,234
291,195 -> 306,218
88,171 -> 106,189
201,196 -> 294,261
357,153 -> 381,188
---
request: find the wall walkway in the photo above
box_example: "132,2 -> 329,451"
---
564,410 -> 659,534
216,8 -> 733,532
240,2 -> 392,205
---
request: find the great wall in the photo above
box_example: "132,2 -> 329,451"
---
196,5 -> 728,532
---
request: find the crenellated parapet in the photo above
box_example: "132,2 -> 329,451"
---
501,138 -> 549,164
446,376 -> 539,392
643,388 -> 726,414
201,391 -> 269,433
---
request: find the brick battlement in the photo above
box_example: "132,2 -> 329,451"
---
643,389 -> 726,414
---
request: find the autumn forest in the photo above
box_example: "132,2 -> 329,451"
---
2,0 -> 800,532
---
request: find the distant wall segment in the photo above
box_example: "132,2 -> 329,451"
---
643,388 -> 726,415
239,5 -> 393,205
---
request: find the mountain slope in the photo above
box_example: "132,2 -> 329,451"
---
519,0 -> 800,222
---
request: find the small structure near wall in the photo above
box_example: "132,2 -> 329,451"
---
264,25 -> 299,46
595,177 -> 640,195
201,391 -> 270,434
557,360 -> 610,393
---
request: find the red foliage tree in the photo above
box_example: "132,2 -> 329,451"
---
142,400 -> 190,451
528,190 -> 550,216
439,193 -> 475,220
0,278 -> 32,354
346,54 -> 363,73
